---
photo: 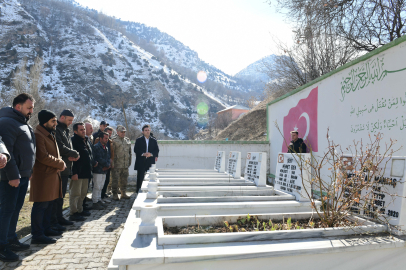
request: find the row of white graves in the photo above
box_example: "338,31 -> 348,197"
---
142,151 -> 269,192
109,153 -> 399,270
215,150 -> 268,187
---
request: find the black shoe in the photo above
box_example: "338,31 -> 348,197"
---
44,229 -> 63,237
51,223 -> 66,231
0,245 -> 19,262
31,236 -> 57,245
83,204 -> 93,210
85,197 -> 92,202
8,238 -> 30,251
58,217 -> 74,226
92,202 -> 105,210
78,210 -> 91,216
69,213 -> 86,221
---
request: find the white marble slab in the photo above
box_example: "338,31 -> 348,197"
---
275,153 -> 311,202
244,152 -> 267,187
140,183 -> 273,193
132,193 -> 321,216
160,190 -> 275,197
162,235 -> 406,264
157,195 -> 295,203
158,174 -> 232,178
157,178 -> 248,182
156,169 -> 216,172
227,151 -> 241,179
214,151 -> 226,173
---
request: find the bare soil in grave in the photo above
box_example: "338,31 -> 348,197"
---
164,215 -> 358,234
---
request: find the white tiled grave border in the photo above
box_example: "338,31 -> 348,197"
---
158,189 -> 276,197
157,212 -> 387,245
155,189 -> 296,203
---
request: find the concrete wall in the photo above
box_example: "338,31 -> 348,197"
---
129,141 -> 270,176
267,35 -> 406,178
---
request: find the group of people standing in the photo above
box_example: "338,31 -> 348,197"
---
0,93 -> 159,262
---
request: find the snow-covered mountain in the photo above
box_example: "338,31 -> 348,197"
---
234,55 -> 275,93
122,21 -> 248,93
0,0 -> 225,139
235,55 -> 274,82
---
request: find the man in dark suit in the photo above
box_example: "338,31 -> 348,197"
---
134,125 -> 159,194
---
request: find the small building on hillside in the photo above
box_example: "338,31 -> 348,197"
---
217,105 -> 250,121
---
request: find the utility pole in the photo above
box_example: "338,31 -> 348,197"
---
122,101 -> 129,132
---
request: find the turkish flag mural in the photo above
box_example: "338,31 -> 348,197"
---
282,87 -> 318,152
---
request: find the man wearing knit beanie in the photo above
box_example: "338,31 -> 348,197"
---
30,110 -> 66,245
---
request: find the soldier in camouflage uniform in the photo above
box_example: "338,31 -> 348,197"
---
111,125 -> 132,200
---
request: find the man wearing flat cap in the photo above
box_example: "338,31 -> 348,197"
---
111,125 -> 132,200
30,110 -> 66,245
52,109 -> 79,229
288,130 -> 307,153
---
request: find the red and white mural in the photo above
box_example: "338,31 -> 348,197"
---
282,87 -> 318,152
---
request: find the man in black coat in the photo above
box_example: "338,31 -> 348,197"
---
288,131 -> 307,153
92,120 -> 108,144
134,125 -> 159,194
52,109 -> 79,228
0,93 -> 36,262
70,123 -> 97,221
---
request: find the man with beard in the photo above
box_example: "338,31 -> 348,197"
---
30,110 -> 66,245
0,93 -> 36,262
52,110 -> 79,229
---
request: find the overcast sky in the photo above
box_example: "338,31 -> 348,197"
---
75,0 -> 293,76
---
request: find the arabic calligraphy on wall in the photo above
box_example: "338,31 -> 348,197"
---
350,92 -> 406,118
340,57 -> 406,102
351,116 -> 406,134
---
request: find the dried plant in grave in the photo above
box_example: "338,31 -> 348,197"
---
275,121 -> 402,229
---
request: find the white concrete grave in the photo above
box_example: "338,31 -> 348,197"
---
227,151 -> 241,179
133,192 -> 319,217
244,152 -> 267,187
343,155 -> 406,235
274,153 -> 311,202
214,151 -> 226,173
